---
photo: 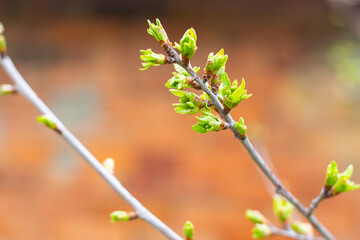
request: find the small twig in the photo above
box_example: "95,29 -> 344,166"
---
307,189 -> 327,216
160,43 -> 336,240
270,225 -> 324,240
0,55 -> 183,240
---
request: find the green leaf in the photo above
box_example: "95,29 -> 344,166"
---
235,117 -> 247,136
339,164 -> 353,180
333,178 -> 360,194
139,49 -> 166,71
147,19 -> 169,43
192,123 -> 206,133
204,49 -> 228,74
175,28 -> 198,59
325,161 -> 338,187
169,89 -> 186,97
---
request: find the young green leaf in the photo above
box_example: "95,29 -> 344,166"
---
325,161 -> 339,188
139,49 -> 167,71
192,108 -> 222,133
147,19 -> 169,43
170,89 -> 204,115
165,64 -> 200,90
234,117 -> 247,137
175,28 -> 198,59
204,49 -> 228,74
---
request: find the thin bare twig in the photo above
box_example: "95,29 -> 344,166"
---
161,43 -> 336,240
270,225 -> 323,240
308,189 -> 327,216
0,55 -> 183,240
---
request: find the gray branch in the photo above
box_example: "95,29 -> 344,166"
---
308,189 -> 327,216
163,44 -> 336,240
0,56 -> 183,240
270,225 -> 324,240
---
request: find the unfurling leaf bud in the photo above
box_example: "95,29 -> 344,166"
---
273,194 -> 294,223
333,177 -> 360,195
291,221 -> 314,236
327,163 -> 360,195
204,49 -> 228,75
175,28 -> 197,60
37,115 -> 60,133
183,220 -> 194,239
110,211 -> 137,222
170,89 -> 205,115
251,223 -> 271,239
235,117 -> 247,137
147,19 -> 170,44
139,49 -> 167,71
0,84 -> 17,95
103,158 -> 115,174
325,161 -> 339,188
0,34 -> 7,56
165,64 -> 200,90
192,108 -> 223,134
339,164 -> 354,180
245,209 -> 266,224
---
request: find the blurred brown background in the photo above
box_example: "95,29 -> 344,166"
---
0,0 -> 360,239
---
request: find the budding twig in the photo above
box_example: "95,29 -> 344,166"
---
160,39 -> 336,240
0,56 -> 183,240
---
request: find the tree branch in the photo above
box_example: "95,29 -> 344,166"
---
307,189 -> 327,216
161,43 -> 336,240
0,55 -> 183,240
270,225 -> 324,240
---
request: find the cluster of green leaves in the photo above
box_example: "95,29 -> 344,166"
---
246,195 -> 313,239
204,49 -> 228,75
170,89 -> 204,115
218,72 -> 252,109
141,19 -> 251,136
325,161 -> 360,195
147,19 -> 169,43
192,108 -> 224,134
139,49 -> 166,71
165,64 -> 200,90
175,28 -> 197,59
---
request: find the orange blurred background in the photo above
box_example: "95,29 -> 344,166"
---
0,0 -> 359,239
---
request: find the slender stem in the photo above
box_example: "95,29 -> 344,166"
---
270,226 -> 324,240
163,44 -> 336,240
0,56 -> 183,240
308,189 -> 326,216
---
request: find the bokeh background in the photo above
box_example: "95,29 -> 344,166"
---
0,0 -> 360,239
